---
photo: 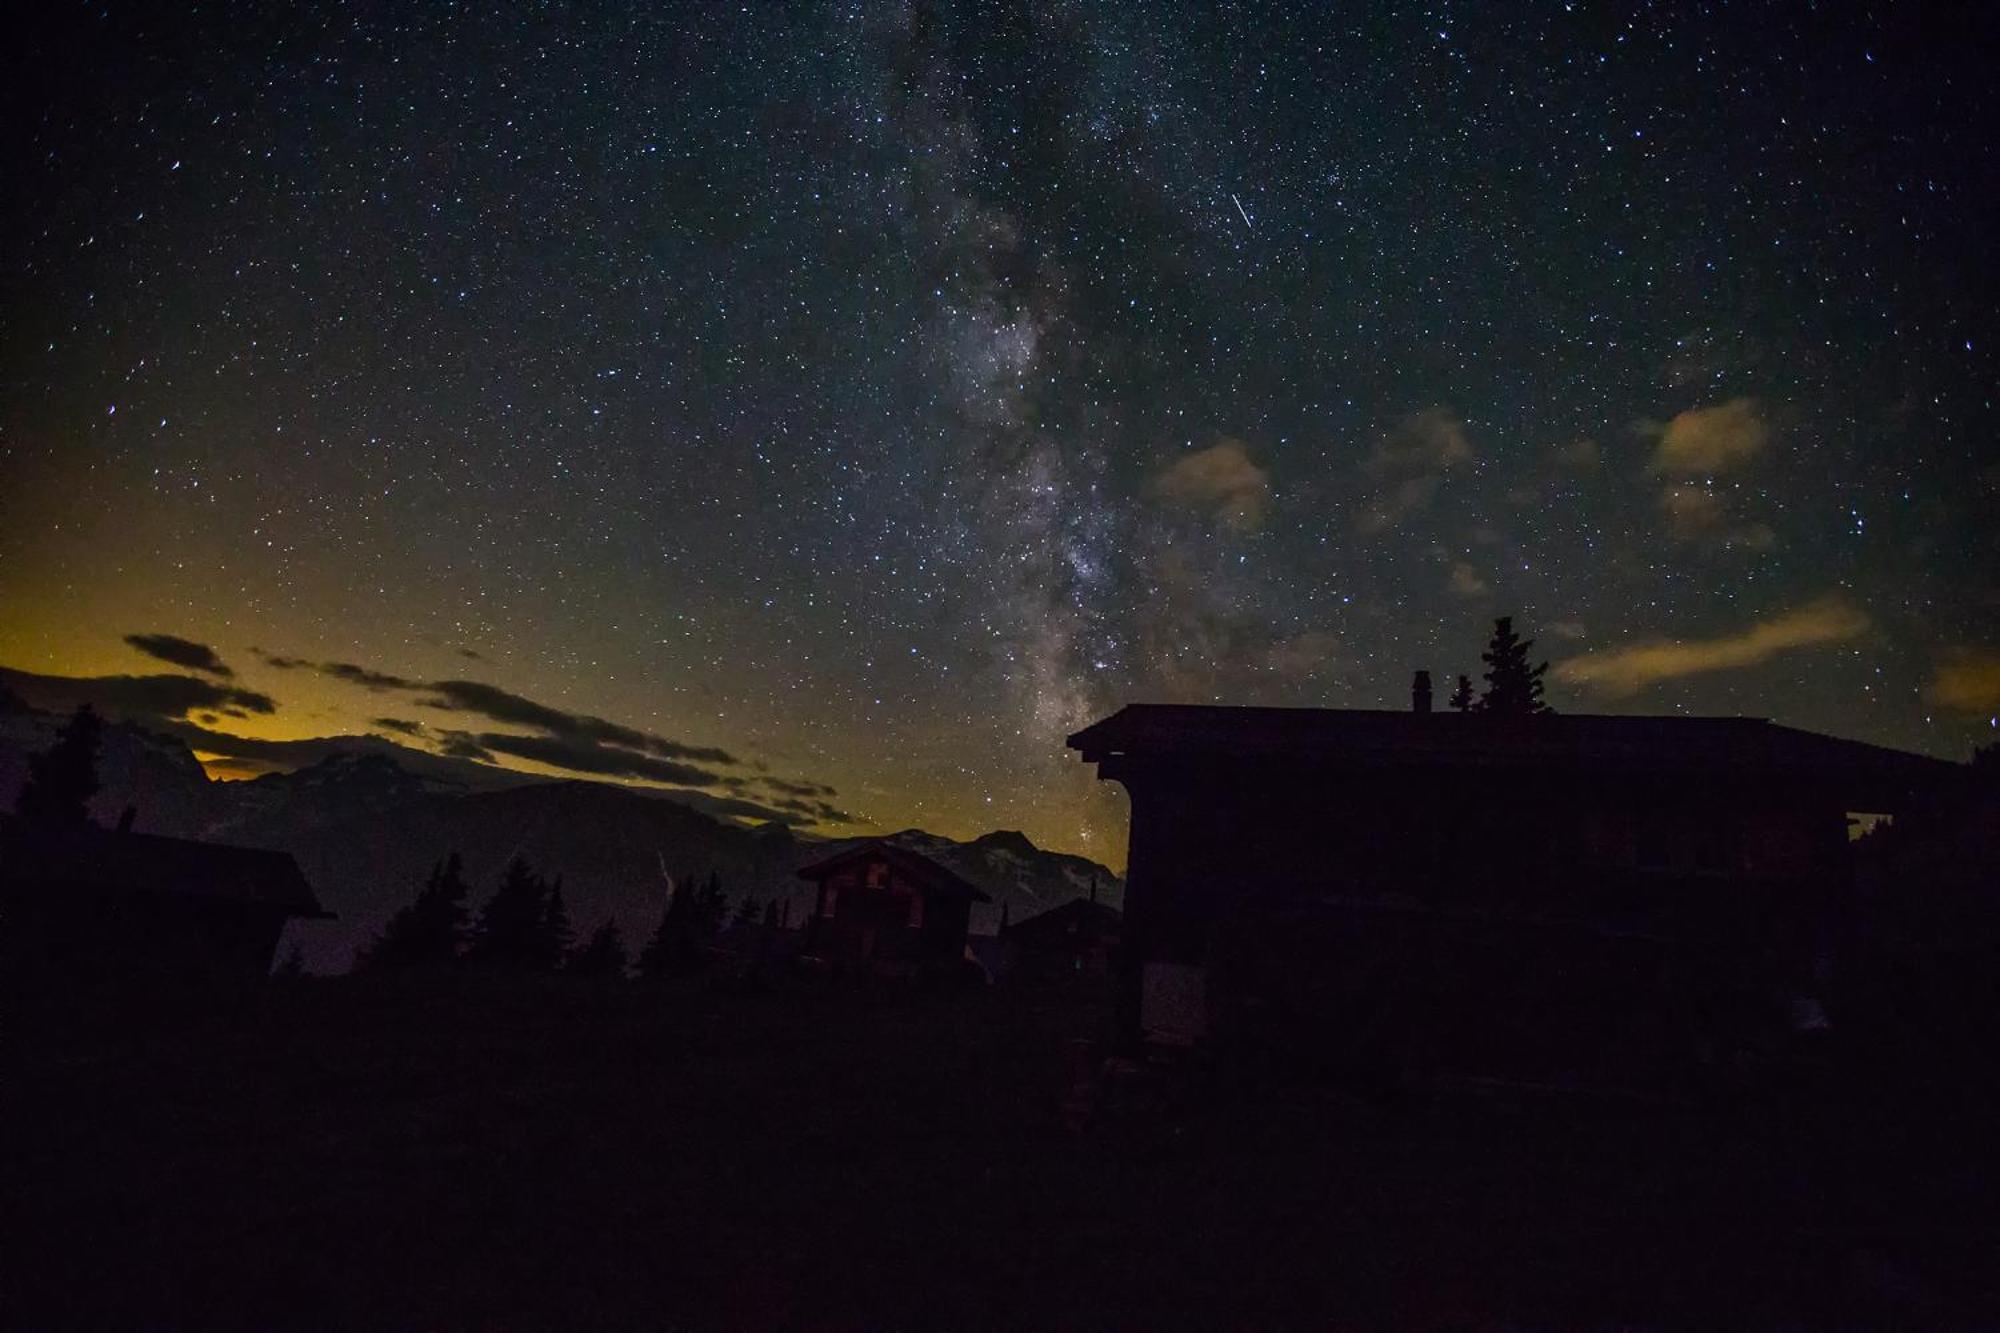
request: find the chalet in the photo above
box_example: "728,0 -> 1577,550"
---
1,815 -> 330,1025
1003,896 -> 1123,985
1067,681 -> 1963,1084
798,840 -> 989,974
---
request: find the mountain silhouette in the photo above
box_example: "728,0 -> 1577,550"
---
0,705 -> 1122,972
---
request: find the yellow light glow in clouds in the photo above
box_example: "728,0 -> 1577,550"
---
1554,596 -> 1868,697
1649,397 -> 1767,475
1153,438 -> 1271,532
1925,651 -> 2000,713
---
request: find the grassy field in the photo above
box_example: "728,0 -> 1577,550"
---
10,973 -> 1999,1330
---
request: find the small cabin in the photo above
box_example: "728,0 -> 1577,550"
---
798,840 -> 989,973
1,815 -> 330,1027
1004,897 -> 1123,986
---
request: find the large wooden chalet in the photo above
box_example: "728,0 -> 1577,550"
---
1068,682 -> 1963,1084
798,840 -> 989,974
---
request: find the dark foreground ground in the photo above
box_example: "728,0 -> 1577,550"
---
9,975 -> 2000,1330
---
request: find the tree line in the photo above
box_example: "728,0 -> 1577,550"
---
355,852 -> 770,981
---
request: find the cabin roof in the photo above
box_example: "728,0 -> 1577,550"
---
1068,705 -> 1960,806
0,816 -> 330,918
795,839 -> 992,902
1006,896 -> 1122,945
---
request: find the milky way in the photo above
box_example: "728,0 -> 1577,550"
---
3,4 -> 1995,859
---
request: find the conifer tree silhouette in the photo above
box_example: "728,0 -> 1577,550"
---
540,878 -> 574,971
1448,674 -> 1476,713
637,869 -> 727,978
356,853 -> 471,971
1477,616 -> 1552,715
16,703 -> 103,828
467,856 -> 551,970
568,919 -> 627,979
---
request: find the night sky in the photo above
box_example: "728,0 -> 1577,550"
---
3,3 -> 1996,860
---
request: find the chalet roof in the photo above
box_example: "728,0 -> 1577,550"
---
0,817 -> 330,918
795,839 -> 992,902
1068,705 -> 1960,807
1006,896 -> 1122,945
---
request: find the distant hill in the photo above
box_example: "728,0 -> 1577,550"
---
0,702 -> 1122,972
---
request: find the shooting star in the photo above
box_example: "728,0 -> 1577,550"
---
1231,193 -> 1253,229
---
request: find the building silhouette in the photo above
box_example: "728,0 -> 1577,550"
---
2,814 -> 330,1028
798,840 -> 989,975
1068,678 -> 1962,1084
1003,895 -> 1122,986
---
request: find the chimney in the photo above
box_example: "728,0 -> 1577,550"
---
1411,670 -> 1433,714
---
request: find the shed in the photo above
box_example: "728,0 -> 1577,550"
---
2,815 -> 330,1024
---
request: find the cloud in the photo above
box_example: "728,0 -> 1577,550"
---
763,776 -> 838,799
419,679 -> 735,764
1925,651 -> 2000,713
158,721 -> 382,768
771,795 -> 856,824
435,732 -> 495,761
1367,407 -> 1474,475
371,717 -> 426,736
1153,438 -> 1271,532
322,662 -> 419,691
1448,562 -> 1489,597
1554,438 -> 1601,472
1553,596 -> 1868,696
125,633 -> 234,678
1648,397 -> 1767,475
458,731 -> 727,788
1256,631 -> 1345,686
279,655 -> 739,766
252,650 -> 312,670
1658,484 -> 1777,550
0,666 -> 276,721
1355,408 -> 1474,534
1546,621 -> 1588,641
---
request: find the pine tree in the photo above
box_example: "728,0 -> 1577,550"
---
635,895 -> 675,979
698,872 -> 728,934
760,899 -> 780,930
1448,674 -> 1476,713
636,869 -> 726,979
568,919 -> 627,979
734,895 -> 761,929
1476,616 -> 1552,716
16,703 -> 103,828
355,854 -> 470,971
539,878 -> 574,971
467,856 -> 550,969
